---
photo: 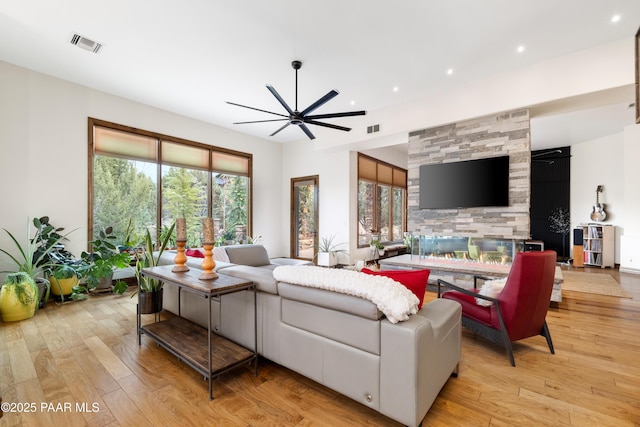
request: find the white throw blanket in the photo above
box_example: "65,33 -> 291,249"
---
273,265 -> 419,323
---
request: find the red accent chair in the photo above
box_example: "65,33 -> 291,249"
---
437,250 -> 556,366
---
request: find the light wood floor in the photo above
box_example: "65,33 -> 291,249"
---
1,266 -> 639,426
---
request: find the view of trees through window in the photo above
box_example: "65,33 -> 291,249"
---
357,153 -> 407,246
90,120 -> 251,249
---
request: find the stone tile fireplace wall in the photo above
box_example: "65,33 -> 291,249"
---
407,109 -> 531,240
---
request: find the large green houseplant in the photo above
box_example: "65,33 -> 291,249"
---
81,226 -> 132,295
134,222 -> 175,314
0,272 -> 39,321
0,216 -> 75,308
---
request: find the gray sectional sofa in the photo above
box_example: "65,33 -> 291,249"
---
157,245 -> 461,427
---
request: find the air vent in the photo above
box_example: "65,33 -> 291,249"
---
69,32 -> 103,54
367,124 -> 380,134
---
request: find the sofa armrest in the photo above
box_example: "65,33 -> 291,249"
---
380,298 -> 461,427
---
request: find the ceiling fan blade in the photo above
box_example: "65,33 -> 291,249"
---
266,85 -> 294,115
305,110 -> 367,120
300,90 -> 339,116
299,123 -> 316,140
226,101 -> 288,118
233,118 -> 289,124
270,122 -> 291,137
306,119 -> 351,132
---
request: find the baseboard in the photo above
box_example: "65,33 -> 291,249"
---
619,266 -> 640,275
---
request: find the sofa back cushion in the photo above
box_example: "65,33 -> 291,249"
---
224,244 -> 271,266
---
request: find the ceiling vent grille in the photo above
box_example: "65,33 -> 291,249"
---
69,33 -> 102,54
367,124 -> 380,134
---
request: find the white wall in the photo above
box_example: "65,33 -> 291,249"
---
0,60 -> 285,269
570,133 -> 625,264
620,124 -> 640,272
281,141 -> 351,261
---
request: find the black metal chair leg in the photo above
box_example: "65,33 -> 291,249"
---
541,321 -> 555,354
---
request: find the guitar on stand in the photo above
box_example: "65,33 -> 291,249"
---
590,185 -> 607,222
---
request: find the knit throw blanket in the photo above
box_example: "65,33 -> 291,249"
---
273,265 -> 419,323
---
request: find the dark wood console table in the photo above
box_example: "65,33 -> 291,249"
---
138,265 -> 257,399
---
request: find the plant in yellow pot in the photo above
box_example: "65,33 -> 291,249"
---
0,272 -> 39,322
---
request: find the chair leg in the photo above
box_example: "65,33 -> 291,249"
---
495,303 -> 516,366
541,321 -> 555,354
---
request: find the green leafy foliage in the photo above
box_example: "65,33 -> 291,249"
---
3,272 -> 38,307
81,226 -> 131,293
134,222 -> 175,295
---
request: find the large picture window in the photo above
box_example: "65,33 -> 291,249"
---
89,118 -> 252,247
357,153 -> 407,246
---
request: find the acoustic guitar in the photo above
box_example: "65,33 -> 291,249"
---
590,185 -> 607,222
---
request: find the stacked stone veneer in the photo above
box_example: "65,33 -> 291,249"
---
408,109 -> 531,239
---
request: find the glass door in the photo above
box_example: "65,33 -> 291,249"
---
291,176 -> 318,260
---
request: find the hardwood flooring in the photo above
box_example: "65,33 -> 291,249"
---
1,266 -> 639,426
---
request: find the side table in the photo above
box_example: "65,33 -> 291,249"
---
138,265 -> 257,399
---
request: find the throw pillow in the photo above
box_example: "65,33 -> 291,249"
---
361,268 -> 430,309
185,248 -> 204,258
475,278 -> 507,307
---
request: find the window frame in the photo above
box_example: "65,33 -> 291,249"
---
88,118 -> 253,244
357,153 -> 407,247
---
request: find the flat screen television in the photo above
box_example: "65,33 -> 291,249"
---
419,156 -> 510,209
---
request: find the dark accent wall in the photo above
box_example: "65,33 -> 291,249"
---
530,146 -> 571,259
407,109 -> 531,239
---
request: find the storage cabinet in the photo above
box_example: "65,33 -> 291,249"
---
580,224 -> 614,268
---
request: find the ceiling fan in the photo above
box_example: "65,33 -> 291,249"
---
226,60 -> 366,140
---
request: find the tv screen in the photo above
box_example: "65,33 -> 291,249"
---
419,156 -> 509,209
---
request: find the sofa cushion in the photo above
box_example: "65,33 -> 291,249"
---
221,264 -> 279,294
185,248 -> 204,258
362,268 -> 429,309
224,244 -> 271,266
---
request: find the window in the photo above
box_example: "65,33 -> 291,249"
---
357,153 -> 407,246
89,118 -> 252,247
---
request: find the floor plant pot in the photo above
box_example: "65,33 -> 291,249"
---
50,275 -> 78,297
138,290 -> 163,314
0,272 -> 38,322
95,272 -> 114,291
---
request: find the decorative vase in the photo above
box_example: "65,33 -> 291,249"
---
138,290 -> 163,314
0,272 -> 38,322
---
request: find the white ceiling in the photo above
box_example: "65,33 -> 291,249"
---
1,1 -> 638,149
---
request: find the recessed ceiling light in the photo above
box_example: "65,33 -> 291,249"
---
393,86 -> 399,92
350,100 -> 355,106
447,68 -> 454,75
611,14 -> 621,23
517,45 -> 525,53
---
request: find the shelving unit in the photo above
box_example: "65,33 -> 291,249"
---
580,224 -> 615,268
138,266 -> 257,400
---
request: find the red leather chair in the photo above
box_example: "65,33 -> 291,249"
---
437,250 -> 556,366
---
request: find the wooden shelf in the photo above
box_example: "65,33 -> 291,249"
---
141,316 -> 254,378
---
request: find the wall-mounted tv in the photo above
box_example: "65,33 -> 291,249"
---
419,156 -> 510,209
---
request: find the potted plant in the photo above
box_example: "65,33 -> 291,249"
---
0,216 -> 75,309
134,222 -> 175,314
221,228 -> 236,245
81,226 -> 132,295
0,272 -> 39,321
315,235 -> 348,267
49,262 -> 90,301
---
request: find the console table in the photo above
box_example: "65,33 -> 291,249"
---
379,254 -> 563,303
138,265 -> 257,399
